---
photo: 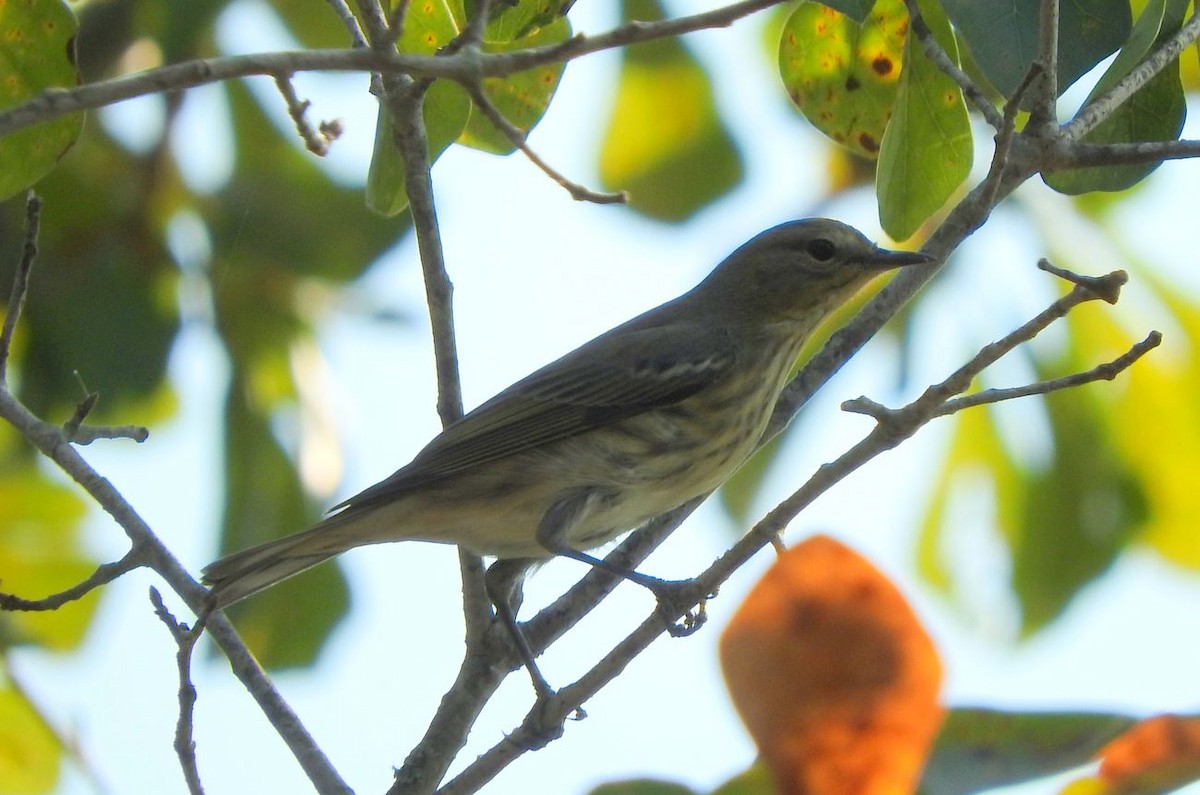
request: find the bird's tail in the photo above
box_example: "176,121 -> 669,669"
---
202,527 -> 342,607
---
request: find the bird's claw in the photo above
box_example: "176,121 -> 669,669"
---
647,578 -> 714,637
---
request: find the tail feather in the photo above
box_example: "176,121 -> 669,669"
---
202,529 -> 340,607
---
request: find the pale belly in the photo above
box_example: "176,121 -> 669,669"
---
356,375 -> 781,559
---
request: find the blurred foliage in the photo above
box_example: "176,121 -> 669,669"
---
1,0 -> 1200,788
0,671 -> 63,793
580,707 -> 1200,794
598,0 -> 744,220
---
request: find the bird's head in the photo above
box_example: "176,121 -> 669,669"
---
698,218 -> 933,327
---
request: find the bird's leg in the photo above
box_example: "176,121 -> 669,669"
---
483,557 -> 555,700
537,490 -> 709,637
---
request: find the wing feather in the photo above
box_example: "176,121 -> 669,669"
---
333,319 -> 736,511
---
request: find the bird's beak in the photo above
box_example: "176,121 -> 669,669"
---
867,246 -> 936,270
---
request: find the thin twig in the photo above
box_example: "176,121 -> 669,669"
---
1025,0 -> 1059,131
61,390 -> 99,440
1046,139 -> 1200,170
379,0 -> 413,51
0,549 -> 144,611
1064,9 -> 1200,140
978,62 -> 1045,211
151,589 -> 207,795
466,84 -> 626,204
354,0 -> 393,46
1037,258 -> 1125,301
324,0 -> 370,48
902,0 -> 1001,128
68,423 -> 151,444
928,331 -> 1161,418
274,76 -> 342,155
455,0 -> 496,51
0,192 -> 41,383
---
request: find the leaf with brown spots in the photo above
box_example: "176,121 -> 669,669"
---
719,535 -> 944,795
777,0 -> 908,159
876,0 -> 970,240
0,0 -> 82,199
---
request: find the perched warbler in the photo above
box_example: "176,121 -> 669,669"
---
203,219 -> 930,607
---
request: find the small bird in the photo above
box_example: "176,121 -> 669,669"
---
203,219 -> 930,609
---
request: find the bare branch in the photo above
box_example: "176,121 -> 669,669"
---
380,0 -> 413,51
1047,139 -> 1200,170
1025,0 -> 1059,131
151,589 -> 206,795
353,0 -> 392,46
929,331 -> 1162,418
0,192 -> 41,384
1036,258 -> 1125,301
465,84 -> 626,204
324,0 -> 370,48
69,423 -> 151,444
1,549 -> 144,611
1064,9 -> 1200,140
979,62 -> 1045,210
275,76 -> 343,155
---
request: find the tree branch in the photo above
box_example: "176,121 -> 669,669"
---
0,549 -> 144,611
0,0 -> 788,139
464,83 -> 625,204
150,588 -> 206,795
1063,9 -> 1200,140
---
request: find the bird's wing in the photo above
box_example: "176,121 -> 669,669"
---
333,319 -> 736,509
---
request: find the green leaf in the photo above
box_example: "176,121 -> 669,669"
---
877,0 -> 971,240
366,0 -> 472,216
778,0 -> 908,159
1044,0 -> 1188,195
921,707 -> 1137,795
916,398 -> 1022,599
941,0 -> 1131,98
1012,368 -> 1147,635
0,0 -> 83,200
0,465 -> 100,652
366,81 -> 472,216
458,16 -> 570,154
0,676 -> 61,793
599,0 -> 743,221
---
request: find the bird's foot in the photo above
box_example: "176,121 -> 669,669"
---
640,577 -> 715,638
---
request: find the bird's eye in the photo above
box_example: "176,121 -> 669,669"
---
806,238 -> 836,261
